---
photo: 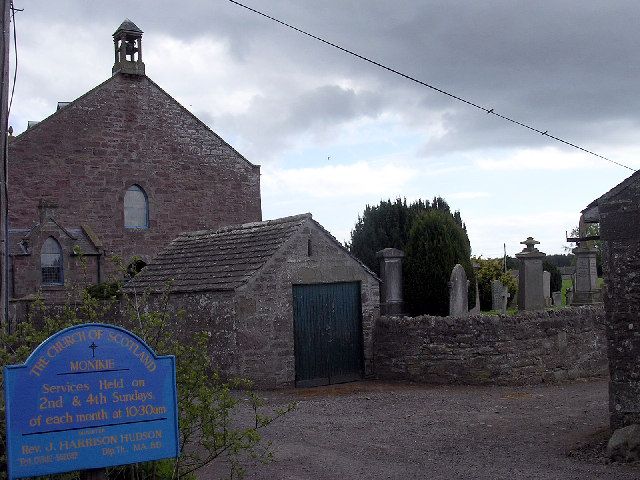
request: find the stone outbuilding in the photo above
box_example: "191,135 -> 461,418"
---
126,214 -> 380,389
582,169 -> 640,430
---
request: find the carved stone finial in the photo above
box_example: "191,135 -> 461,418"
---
520,236 -> 540,253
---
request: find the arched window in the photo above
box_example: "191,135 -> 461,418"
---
41,237 -> 63,285
124,185 -> 149,229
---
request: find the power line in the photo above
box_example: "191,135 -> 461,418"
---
227,0 -> 636,172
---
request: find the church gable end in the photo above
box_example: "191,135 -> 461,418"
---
7,20 -> 262,295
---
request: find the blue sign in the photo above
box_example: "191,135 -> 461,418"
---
4,323 -> 179,479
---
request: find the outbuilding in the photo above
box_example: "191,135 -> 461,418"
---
126,214 -> 379,388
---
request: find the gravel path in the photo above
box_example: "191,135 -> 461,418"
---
199,379 -> 639,480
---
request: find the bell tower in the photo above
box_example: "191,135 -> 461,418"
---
112,19 -> 145,76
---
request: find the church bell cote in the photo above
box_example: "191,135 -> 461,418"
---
112,19 -> 145,76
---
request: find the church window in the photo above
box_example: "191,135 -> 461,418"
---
41,237 -> 63,285
124,185 -> 149,229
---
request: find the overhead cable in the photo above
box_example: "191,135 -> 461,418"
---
227,0 -> 636,172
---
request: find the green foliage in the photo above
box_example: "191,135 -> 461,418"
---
348,196 -> 473,314
86,281 -> 122,300
474,258 -> 518,311
544,254 -> 574,268
0,280 -> 293,479
404,210 -> 473,316
347,196 -> 465,275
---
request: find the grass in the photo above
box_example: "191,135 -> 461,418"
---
561,277 -> 605,305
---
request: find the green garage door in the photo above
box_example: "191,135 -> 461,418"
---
292,282 -> 364,388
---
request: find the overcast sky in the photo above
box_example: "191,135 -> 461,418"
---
9,1 -> 640,257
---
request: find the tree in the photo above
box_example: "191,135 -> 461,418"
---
403,210 -> 473,316
347,196 -> 464,275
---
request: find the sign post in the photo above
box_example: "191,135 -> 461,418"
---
4,323 -> 179,479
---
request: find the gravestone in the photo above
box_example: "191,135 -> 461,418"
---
543,271 -> 551,306
376,248 -> 405,315
515,236 -> 546,311
448,264 -> 469,317
566,288 -> 574,306
572,245 -> 603,305
552,291 -> 562,306
470,263 -> 481,314
491,279 -> 510,314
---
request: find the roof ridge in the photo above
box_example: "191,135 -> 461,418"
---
180,213 -> 312,238
124,214 -> 312,293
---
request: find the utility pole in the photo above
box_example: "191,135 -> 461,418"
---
0,0 -> 10,333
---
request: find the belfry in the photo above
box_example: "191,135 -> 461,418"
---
112,19 -> 145,75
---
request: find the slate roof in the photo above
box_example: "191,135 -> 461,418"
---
125,214 -> 312,293
8,225 -> 101,256
583,169 -> 640,213
114,19 -> 143,35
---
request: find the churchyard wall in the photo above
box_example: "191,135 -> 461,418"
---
375,306 -> 607,385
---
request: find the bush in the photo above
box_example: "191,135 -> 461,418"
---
404,210 -> 473,316
0,285 -> 293,480
475,258 -> 518,311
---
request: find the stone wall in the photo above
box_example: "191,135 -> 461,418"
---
154,221 -> 379,389
374,306 -> 607,385
233,221 -> 379,388
8,72 -> 261,292
598,173 -> 640,430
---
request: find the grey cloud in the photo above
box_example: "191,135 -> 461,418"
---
12,0 -> 640,158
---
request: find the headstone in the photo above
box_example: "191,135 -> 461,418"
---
376,248 -> 405,315
470,263 -> 481,314
572,245 -> 603,305
491,280 -> 504,310
566,288 -> 573,306
491,279 -> 510,314
448,264 -> 468,317
551,291 -> 562,306
543,271 -> 551,306
515,236 -> 546,311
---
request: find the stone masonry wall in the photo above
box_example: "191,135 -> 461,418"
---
375,306 -> 607,385
149,220 -> 379,390
233,221 -> 380,388
146,291 -> 239,377
8,73 -> 261,291
598,175 -> 640,430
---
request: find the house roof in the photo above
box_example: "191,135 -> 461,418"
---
125,213 -> 378,294
125,214 -> 312,293
8,224 -> 101,256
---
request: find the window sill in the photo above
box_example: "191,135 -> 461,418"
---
41,284 -> 65,291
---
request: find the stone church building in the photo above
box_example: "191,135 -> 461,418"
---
6,20 -> 261,306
